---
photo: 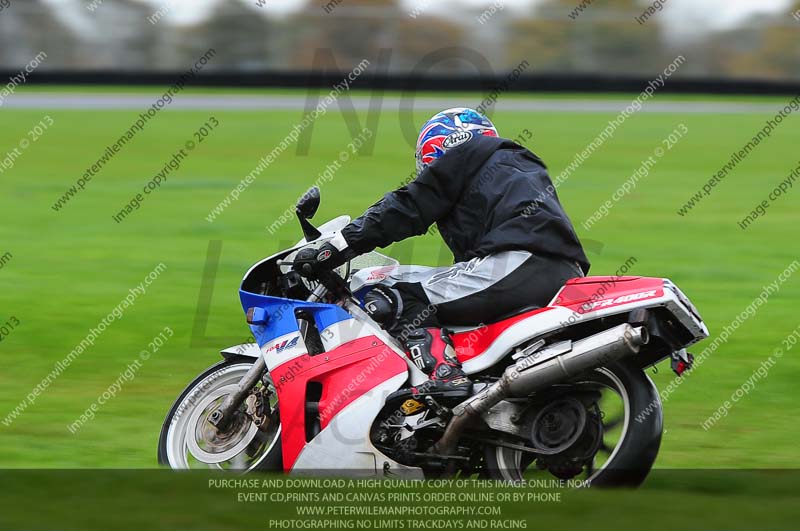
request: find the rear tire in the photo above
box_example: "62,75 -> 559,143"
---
484,360 -> 662,487
158,357 -> 283,471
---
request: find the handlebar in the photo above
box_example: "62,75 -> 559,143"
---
279,257 -> 351,300
310,268 -> 350,297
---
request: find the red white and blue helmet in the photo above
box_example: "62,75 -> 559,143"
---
415,107 -> 498,174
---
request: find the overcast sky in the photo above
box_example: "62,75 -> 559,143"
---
44,0 -> 796,34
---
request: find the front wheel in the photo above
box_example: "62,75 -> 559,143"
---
158,357 -> 283,471
484,360 -> 663,487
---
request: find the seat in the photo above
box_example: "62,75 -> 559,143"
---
487,304 -> 541,324
442,304 -> 542,330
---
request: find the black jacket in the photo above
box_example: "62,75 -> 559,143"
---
341,135 -> 590,273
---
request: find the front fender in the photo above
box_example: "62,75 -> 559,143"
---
220,343 -> 261,359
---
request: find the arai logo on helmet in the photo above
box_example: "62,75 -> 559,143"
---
317,249 -> 332,261
442,130 -> 473,149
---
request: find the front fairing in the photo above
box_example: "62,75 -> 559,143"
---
238,216 -> 354,350
239,291 -> 352,351
239,216 -> 350,295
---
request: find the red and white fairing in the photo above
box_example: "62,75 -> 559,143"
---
257,272 -> 707,474
451,276 -> 707,373
262,309 -> 425,473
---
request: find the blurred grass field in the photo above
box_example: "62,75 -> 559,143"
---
0,87 -> 798,474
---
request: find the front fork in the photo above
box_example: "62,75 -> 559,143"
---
208,355 -> 266,430
209,283 -> 331,430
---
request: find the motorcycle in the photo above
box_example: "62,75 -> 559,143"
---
158,187 -> 708,486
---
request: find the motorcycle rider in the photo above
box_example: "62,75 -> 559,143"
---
296,108 -> 589,398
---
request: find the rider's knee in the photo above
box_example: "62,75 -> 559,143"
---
362,285 -> 402,328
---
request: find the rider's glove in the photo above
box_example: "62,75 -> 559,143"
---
293,234 -> 355,277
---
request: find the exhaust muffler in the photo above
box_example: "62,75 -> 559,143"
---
435,323 -> 648,455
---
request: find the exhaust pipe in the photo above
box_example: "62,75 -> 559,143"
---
435,324 -> 648,456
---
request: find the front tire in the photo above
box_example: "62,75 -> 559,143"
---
484,360 -> 663,487
158,357 -> 283,471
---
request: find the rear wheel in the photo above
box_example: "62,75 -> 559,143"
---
484,361 -> 662,487
158,357 -> 282,471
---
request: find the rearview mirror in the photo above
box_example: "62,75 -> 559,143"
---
295,186 -> 322,242
296,186 -> 321,220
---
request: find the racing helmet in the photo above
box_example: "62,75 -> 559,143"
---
415,107 -> 498,174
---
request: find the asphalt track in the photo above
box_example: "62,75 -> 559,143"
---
0,93 -> 790,114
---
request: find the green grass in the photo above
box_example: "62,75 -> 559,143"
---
0,88 -> 798,473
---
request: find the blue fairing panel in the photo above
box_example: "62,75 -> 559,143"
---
239,290 -> 353,348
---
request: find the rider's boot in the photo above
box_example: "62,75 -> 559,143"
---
404,328 -> 472,399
